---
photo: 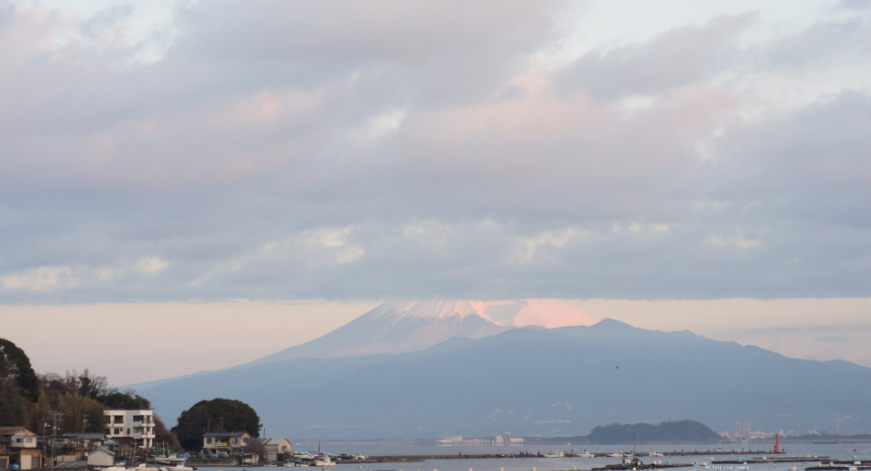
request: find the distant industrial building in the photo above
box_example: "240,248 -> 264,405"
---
430,433 -> 523,446
735,419 -> 752,439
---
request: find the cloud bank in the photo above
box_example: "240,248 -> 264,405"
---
1,0 -> 870,302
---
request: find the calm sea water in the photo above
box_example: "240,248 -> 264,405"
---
209,442 -> 871,471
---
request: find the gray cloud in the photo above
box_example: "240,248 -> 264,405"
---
555,14 -> 754,100
1,1 -> 871,303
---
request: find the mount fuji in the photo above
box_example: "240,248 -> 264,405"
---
131,300 -> 871,439
244,299 -> 601,366
136,316 -> 871,440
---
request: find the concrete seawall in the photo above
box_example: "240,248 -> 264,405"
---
186,458 -> 239,467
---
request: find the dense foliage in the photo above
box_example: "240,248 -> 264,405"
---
0,338 -> 180,451
171,398 -> 261,450
588,420 -> 721,444
0,338 -> 40,402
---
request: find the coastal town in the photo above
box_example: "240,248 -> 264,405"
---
3,339 -> 869,471
3,405 -> 869,471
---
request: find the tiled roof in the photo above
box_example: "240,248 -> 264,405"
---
0,427 -> 33,436
90,447 -> 115,456
263,437 -> 291,445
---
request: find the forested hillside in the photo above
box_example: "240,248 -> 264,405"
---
588,420 -> 722,444
0,337 -> 179,449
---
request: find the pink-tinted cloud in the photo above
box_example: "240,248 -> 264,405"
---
0,0 -> 870,303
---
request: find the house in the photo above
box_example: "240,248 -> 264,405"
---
63,433 -> 105,450
47,433 -> 106,454
1,435 -> 11,470
202,432 -> 251,454
0,427 -> 42,470
86,447 -> 114,467
262,437 -> 292,462
103,409 -> 156,448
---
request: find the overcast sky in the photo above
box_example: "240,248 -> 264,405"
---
2,0 -> 871,383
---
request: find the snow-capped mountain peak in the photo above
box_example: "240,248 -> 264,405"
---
246,299 -> 600,366
371,299 -> 600,329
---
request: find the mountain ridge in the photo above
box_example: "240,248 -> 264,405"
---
243,299 -> 600,367
136,319 -> 871,439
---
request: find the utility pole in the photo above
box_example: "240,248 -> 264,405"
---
41,411 -> 49,469
81,415 -> 89,460
48,411 -> 64,467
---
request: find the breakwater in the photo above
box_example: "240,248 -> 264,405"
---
594,465 -> 692,471
659,451 -> 782,456
343,450 -> 780,464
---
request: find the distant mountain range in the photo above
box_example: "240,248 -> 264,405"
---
244,299 -> 601,365
134,302 -> 871,440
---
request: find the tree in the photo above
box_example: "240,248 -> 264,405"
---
96,389 -> 151,409
153,415 -> 182,452
0,377 -> 23,425
171,398 -> 261,451
77,369 -> 108,399
0,338 -> 40,403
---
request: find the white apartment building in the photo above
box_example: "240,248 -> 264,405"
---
104,409 -> 156,448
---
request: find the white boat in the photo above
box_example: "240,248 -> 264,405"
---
155,456 -> 193,471
311,454 -> 335,467
578,452 -> 595,458
543,452 -> 564,458
649,452 -> 664,457
611,453 -> 624,458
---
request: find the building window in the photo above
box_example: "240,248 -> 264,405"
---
25,438 -> 33,444
133,416 -> 143,422
114,429 -> 121,434
105,429 -> 110,435
207,438 -> 213,444
114,416 -> 124,423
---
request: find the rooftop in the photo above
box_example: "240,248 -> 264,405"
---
263,437 -> 291,445
0,427 -> 33,436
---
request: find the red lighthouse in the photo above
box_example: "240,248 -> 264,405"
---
775,434 -> 780,453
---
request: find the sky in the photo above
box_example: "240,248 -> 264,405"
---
1,1 -> 871,384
